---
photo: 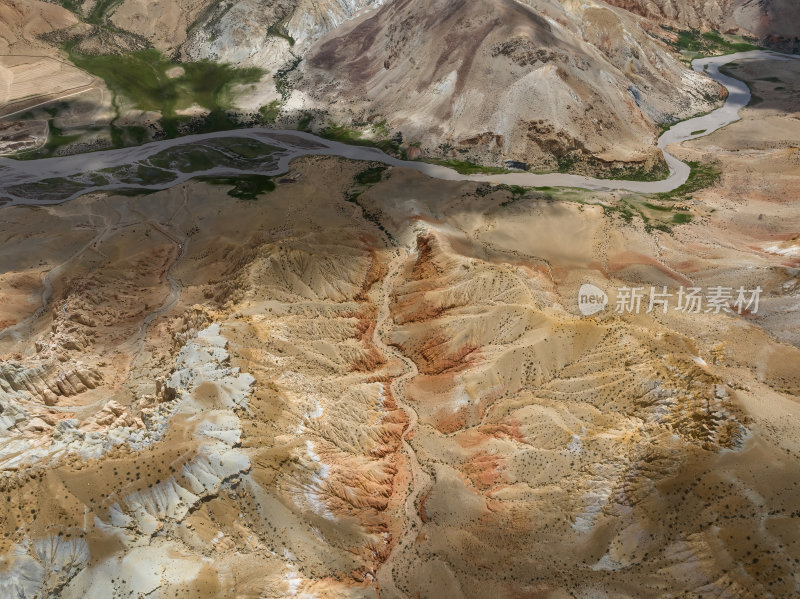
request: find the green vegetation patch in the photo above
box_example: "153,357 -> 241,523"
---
596,159 -> 670,182
551,152 -> 670,182
111,188 -> 160,197
85,0 -> 126,24
296,112 -> 314,131
55,0 -> 83,14
37,123 -> 83,156
321,123 -> 403,155
356,166 -> 388,185
602,201 -> 639,224
199,175 -> 276,200
147,139 -> 281,173
275,56 -> 302,101
15,109 -> 90,160
345,165 -> 394,239
497,185 -> 530,206
111,125 -> 149,148
422,159 -> 511,175
258,100 -> 282,124
211,137 -> 282,159
594,162 -> 720,231
8,177 -> 88,202
602,194 -> 699,232
67,47 -> 262,138
672,212 -> 693,224
149,145 -> 219,173
642,202 -> 672,212
656,161 -> 721,201
663,27 -> 760,58
102,164 -> 177,185
267,22 -> 295,46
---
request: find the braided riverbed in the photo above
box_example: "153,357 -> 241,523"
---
0,50 -> 796,206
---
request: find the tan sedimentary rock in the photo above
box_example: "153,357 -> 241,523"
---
0,65 -> 799,594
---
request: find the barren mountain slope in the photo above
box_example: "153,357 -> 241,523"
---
0,0 -> 80,55
104,0 -> 385,67
605,0 -> 800,49
180,0 -> 384,68
294,0 -> 721,174
0,0 -> 112,152
0,0 -> 89,105
6,0 -> 732,172
106,0 -> 208,54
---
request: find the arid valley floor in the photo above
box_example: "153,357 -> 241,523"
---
0,52 -> 799,598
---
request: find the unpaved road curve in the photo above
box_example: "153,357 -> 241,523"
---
0,50 -> 797,206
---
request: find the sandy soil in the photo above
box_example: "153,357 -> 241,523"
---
0,56 -> 94,107
0,58 -> 799,598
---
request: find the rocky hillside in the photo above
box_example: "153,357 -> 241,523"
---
2,0 -> 794,169
291,0 -> 721,175
605,0 -> 800,51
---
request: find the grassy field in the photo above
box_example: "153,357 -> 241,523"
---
522,162 -> 718,232
594,161 -> 720,231
147,139 -> 281,173
320,123 -> 403,156
258,100 -> 282,124
662,27 -> 760,61
657,161 -> 721,201
346,166 -> 394,240
67,46 -> 263,138
102,164 -> 177,185
8,176 -> 88,202
86,0 -> 125,24
267,22 -> 295,47
211,137 -> 282,159
427,152 -> 668,182
15,44 -> 265,158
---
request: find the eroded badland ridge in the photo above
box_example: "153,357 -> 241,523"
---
1,1 -> 800,598
1,55 -> 800,595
